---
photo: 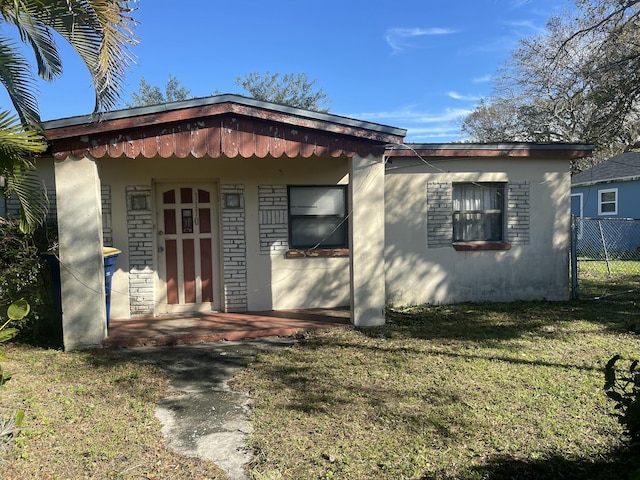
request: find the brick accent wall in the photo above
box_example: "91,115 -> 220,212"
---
4,191 -> 21,218
427,181 -> 453,248
46,187 -> 57,223
427,180 -> 530,247
101,185 -> 112,246
258,185 -> 288,254
126,185 -> 154,315
4,186 -> 58,223
507,180 -> 530,245
221,184 -> 248,312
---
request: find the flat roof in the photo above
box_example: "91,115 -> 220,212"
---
386,142 -> 594,158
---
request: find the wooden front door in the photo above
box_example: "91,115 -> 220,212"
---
156,183 -> 220,314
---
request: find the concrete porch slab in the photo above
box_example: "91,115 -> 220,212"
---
103,308 -> 351,348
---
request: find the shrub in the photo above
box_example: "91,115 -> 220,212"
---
604,355 -> 640,446
0,218 -> 41,312
0,218 -> 61,346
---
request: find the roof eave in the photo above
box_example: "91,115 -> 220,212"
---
43,94 -> 407,144
384,142 -> 595,158
572,174 -> 640,187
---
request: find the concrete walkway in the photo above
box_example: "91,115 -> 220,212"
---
111,337 -> 297,480
105,309 -> 350,478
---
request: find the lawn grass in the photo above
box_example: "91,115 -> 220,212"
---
232,277 -> 640,479
0,277 -> 639,479
0,346 -> 226,479
578,259 -> 640,278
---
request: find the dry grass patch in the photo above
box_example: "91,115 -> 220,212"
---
0,345 -> 226,479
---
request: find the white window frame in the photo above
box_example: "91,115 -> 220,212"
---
598,188 -> 618,216
571,192 -> 584,240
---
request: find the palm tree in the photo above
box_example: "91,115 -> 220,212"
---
0,0 -> 138,232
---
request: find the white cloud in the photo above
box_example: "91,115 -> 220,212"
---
503,19 -> 548,36
342,106 -> 472,142
349,106 -> 470,124
385,27 -> 454,53
473,74 -> 492,83
447,91 -> 482,102
403,124 -> 467,141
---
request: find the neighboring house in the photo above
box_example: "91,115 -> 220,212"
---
17,94 -> 591,349
571,152 -> 640,252
571,152 -> 640,219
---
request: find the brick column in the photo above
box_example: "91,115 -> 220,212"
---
126,186 -> 154,314
222,185 -> 248,312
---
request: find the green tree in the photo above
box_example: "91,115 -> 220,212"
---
461,0 -> 640,163
0,0 -> 138,233
236,72 -> 330,112
126,73 -> 192,107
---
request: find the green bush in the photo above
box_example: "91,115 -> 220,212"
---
0,218 -> 60,345
0,218 -> 41,317
604,355 -> 640,446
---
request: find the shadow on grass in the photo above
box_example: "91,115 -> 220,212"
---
424,447 -> 639,480
315,336 -> 606,373
373,287 -> 640,345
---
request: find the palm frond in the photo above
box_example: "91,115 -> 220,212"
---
90,0 -> 139,110
12,0 -> 139,113
4,164 -> 49,233
0,5 -> 63,82
0,35 -> 40,125
0,110 -> 47,169
0,110 -> 48,233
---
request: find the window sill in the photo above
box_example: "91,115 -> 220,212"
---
285,248 -> 350,258
452,242 -> 512,251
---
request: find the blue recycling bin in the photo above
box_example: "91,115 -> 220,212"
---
102,248 -> 121,326
41,253 -> 62,318
43,247 -> 121,327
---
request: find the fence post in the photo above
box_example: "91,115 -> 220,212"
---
570,215 -> 579,299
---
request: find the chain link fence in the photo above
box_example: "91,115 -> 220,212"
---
571,217 -> 640,288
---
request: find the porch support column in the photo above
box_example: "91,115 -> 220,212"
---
349,152 -> 386,327
54,155 -> 106,350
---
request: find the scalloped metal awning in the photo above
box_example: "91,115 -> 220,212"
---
43,96 -> 407,160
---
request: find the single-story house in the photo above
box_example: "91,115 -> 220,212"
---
7,94 -> 592,349
571,151 -> 640,254
571,152 -> 640,219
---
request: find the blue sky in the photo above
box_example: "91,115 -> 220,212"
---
32,0 -> 572,142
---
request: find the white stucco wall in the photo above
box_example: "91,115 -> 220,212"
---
350,153 -> 386,326
384,157 -> 571,305
37,151 -> 571,324
55,156 -> 107,349
96,155 -> 351,318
